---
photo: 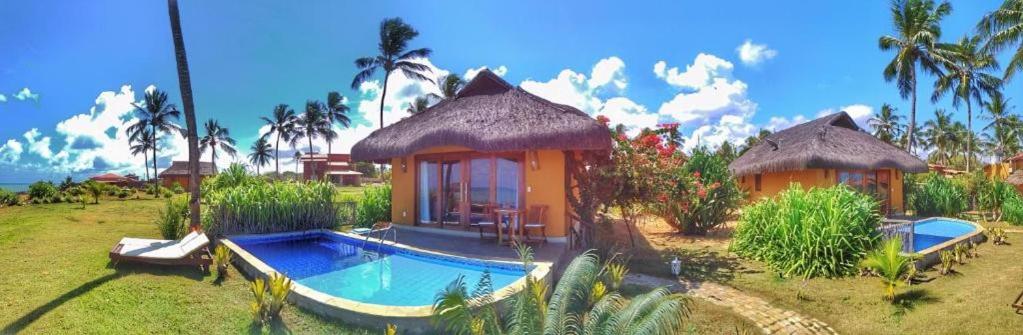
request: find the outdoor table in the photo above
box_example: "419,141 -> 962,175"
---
493,208 -> 522,245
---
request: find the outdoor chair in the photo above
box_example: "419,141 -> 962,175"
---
1014,290 -> 1023,314
109,230 -> 212,272
523,204 -> 549,244
473,204 -> 499,240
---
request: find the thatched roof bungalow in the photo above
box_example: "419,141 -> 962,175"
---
728,112 -> 927,214
352,69 -> 610,241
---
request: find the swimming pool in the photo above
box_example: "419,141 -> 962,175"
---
228,231 -> 534,307
912,218 -> 979,252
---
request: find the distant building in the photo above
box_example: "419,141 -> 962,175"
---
89,173 -> 141,188
300,153 -> 362,186
158,161 -> 215,191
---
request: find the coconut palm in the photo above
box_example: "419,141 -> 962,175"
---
127,89 -> 182,197
932,34 -> 1003,171
923,109 -> 955,164
983,94 -> 1021,159
860,239 -> 914,302
978,0 -> 1023,81
869,104 -> 905,144
128,128 -> 155,182
879,0 -> 953,154
437,73 -> 465,99
432,248 -> 691,335
293,150 -> 302,175
324,92 -> 351,155
407,96 -> 431,114
248,137 -> 273,175
167,0 -> 202,229
351,17 -> 434,129
260,104 -> 297,178
292,101 -> 332,179
199,119 -> 237,174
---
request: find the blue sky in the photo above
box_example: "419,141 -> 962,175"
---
0,0 -> 1018,183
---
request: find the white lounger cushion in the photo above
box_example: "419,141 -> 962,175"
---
116,231 -> 208,259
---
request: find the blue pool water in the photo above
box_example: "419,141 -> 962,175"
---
232,233 -> 529,306
911,218 -> 977,252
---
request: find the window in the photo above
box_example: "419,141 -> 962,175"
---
754,174 -> 762,192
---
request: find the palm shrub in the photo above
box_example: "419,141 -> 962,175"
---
909,173 -> 966,217
213,244 -> 232,280
203,179 -> 338,236
731,184 -> 881,278
81,180 -> 104,204
250,272 -> 292,327
859,239 -> 913,302
355,185 -> 391,228
157,197 -> 189,239
0,188 -> 18,207
171,182 -> 185,194
988,227 -> 1008,245
978,181 -> 1016,221
938,250 -> 955,275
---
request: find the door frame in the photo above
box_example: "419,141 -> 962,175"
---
413,151 -> 526,228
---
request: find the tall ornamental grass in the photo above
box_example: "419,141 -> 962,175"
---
354,185 -> 391,228
1001,191 -> 1023,226
202,166 -> 339,236
909,173 -> 966,217
731,185 -> 881,278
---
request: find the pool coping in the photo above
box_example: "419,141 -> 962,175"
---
908,217 -> 986,267
221,229 -> 552,326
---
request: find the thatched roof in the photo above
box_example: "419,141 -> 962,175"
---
1006,170 -> 1023,185
351,69 -> 611,162
158,161 -> 215,177
728,112 -> 927,176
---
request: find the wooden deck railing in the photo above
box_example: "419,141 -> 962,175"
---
878,219 -> 914,253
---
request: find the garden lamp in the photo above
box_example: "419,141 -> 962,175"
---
670,256 -> 681,276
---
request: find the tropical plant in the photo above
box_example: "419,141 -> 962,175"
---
1001,191 -> 1023,226
938,250 -> 955,275
250,272 -> 292,327
260,104 -> 297,177
171,181 -> 185,194
732,185 -> 881,278
879,0 -> 953,154
248,137 -> 273,175
324,91 -> 351,156
909,172 -> 966,217
672,146 -> 743,234
157,197 -> 189,239
213,244 -> 232,280
167,0 -> 202,230
127,88 -> 182,198
199,119 -> 237,174
27,181 -> 58,200
293,150 -> 302,174
437,73 -> 466,98
351,17 -> 434,129
869,103 -> 905,144
932,34 -> 1003,172
860,239 -> 914,302
128,128 -> 155,182
432,271 -> 501,335
923,109 -> 957,164
978,0 -> 1023,81
407,96 -> 432,114
979,180 -> 1015,221
981,94 -> 1020,159
987,227 -> 1008,244
354,185 -> 392,228
292,101 -> 332,178
0,188 -> 18,207
202,178 -> 339,236
604,262 -> 628,291
81,180 -> 104,204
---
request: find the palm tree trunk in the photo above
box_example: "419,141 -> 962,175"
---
152,124 -> 160,197
308,137 -> 315,180
211,146 -> 217,174
168,0 -> 201,230
377,71 -> 392,173
908,73 -> 917,156
143,149 -> 150,182
966,97 -> 973,172
274,133 -> 281,179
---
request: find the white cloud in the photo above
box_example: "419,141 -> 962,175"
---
655,54 -> 756,127
13,87 -> 39,102
683,113 -> 759,152
588,57 -> 627,91
599,97 -> 658,135
0,94 -> 6,103
23,128 -> 53,159
653,54 -> 734,89
0,139 -> 23,163
736,39 -> 777,66
816,104 -> 873,128
464,65 -> 508,80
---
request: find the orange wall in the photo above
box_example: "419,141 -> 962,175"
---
389,146 -> 569,237
738,168 -> 906,213
985,163 -> 1010,181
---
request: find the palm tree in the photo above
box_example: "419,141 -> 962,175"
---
879,0 -> 952,154
983,94 -> 1020,159
932,34 -> 1003,172
292,101 -> 332,180
127,89 -> 182,197
198,119 -> 237,174
324,91 -> 351,155
860,239 -> 913,302
248,137 -> 272,175
407,96 -> 431,114
437,73 -> 465,99
261,104 -> 297,178
869,104 -> 905,144
167,0 -> 202,229
923,109 -> 955,164
351,17 -> 434,129
978,0 -> 1023,81
293,150 -> 303,175
128,128 -> 155,182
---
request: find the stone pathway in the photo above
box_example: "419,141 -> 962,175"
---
626,273 -> 838,335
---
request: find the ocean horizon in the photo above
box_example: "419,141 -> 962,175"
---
0,183 -> 32,193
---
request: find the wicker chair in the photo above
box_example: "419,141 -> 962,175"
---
523,205 -> 548,244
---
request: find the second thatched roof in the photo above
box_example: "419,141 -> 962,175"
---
351,69 -> 611,162
728,112 -> 927,176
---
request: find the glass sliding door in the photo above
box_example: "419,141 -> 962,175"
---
416,152 -> 523,227
440,159 -> 462,226
468,157 -> 493,224
495,157 -> 521,210
418,161 -> 439,224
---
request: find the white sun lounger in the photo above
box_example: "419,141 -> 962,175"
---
109,231 -> 212,271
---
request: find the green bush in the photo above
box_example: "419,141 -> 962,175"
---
203,179 -> 339,236
0,188 -> 18,207
731,184 -> 881,278
909,173 -> 966,217
28,181 -> 58,199
171,182 -> 185,194
674,146 -> 743,234
156,197 -> 189,239
355,185 -> 391,228
1002,192 -> 1023,226
162,188 -> 173,198
117,188 -> 130,199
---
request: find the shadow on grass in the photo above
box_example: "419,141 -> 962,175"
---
105,261 -> 207,281
1,272 -> 126,333
890,288 -> 941,317
248,319 -> 292,335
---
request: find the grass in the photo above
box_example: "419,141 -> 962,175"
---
611,216 -> 1023,335
0,198 -> 372,334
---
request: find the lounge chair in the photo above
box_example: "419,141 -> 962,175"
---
1014,290 -> 1023,314
523,205 -> 549,244
109,231 -> 212,271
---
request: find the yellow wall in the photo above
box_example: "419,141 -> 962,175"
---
389,146 -> 569,237
738,168 -> 907,213
985,163 -> 1010,181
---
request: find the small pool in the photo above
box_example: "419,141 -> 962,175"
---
230,232 -> 531,306
912,218 -> 978,252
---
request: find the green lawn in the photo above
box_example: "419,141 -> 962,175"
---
617,218 -> 1023,335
